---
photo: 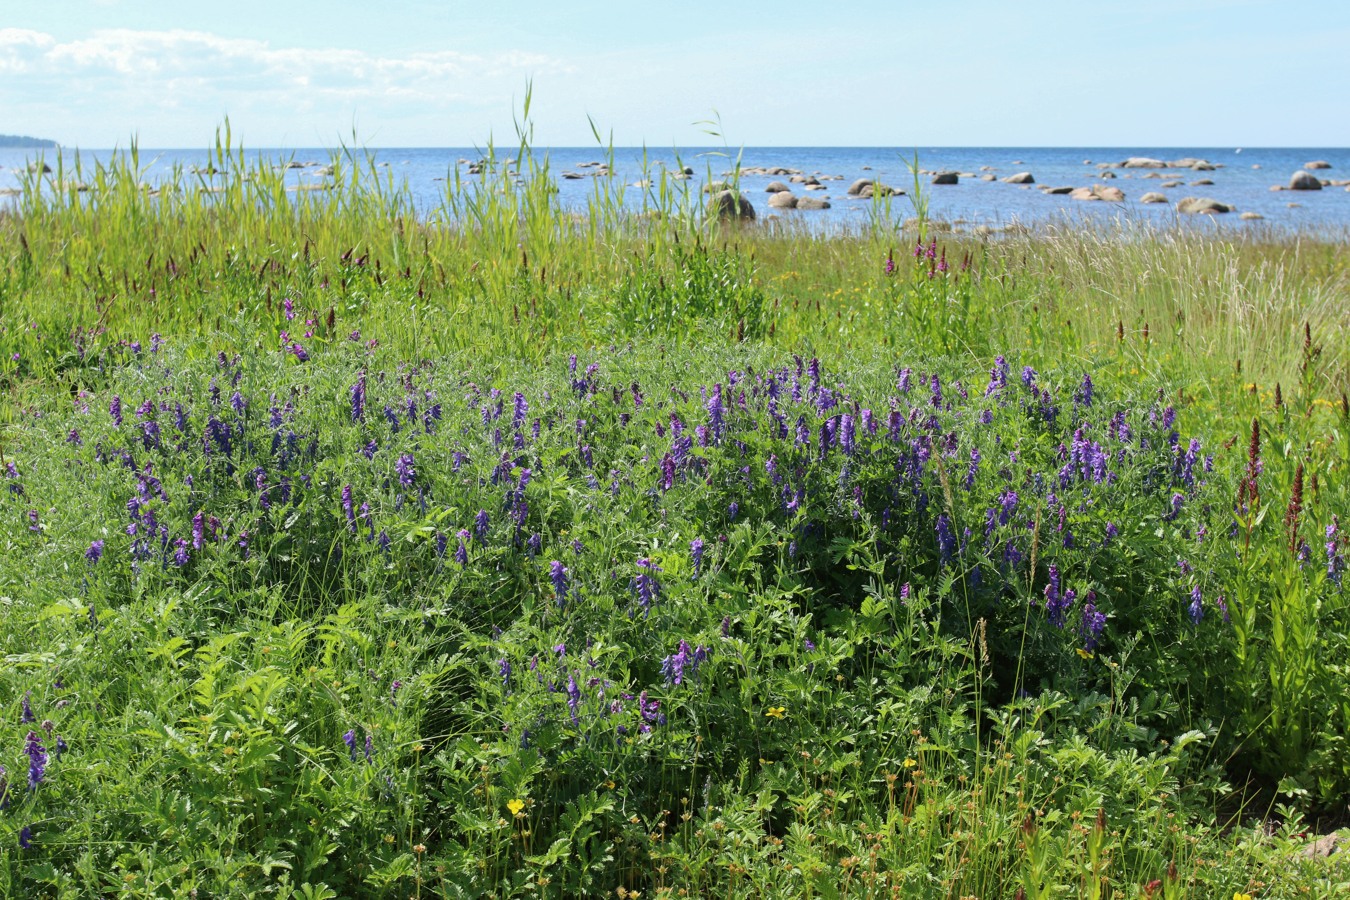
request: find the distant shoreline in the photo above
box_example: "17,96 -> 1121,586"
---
0,134 -> 58,149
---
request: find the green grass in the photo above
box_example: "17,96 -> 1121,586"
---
0,129 -> 1347,898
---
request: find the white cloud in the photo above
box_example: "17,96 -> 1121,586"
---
0,28 -> 575,144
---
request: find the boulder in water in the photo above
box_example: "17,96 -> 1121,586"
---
1177,197 -> 1233,214
1288,171 -> 1323,190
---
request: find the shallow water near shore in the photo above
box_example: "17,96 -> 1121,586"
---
3,144 -> 1348,234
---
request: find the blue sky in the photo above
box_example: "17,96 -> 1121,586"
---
4,1 -> 1347,148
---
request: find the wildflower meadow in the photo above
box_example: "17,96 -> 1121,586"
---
0,133 -> 1347,897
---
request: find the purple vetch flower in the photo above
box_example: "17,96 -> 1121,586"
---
840,413 -> 856,456
21,692 -> 35,724
454,530 -> 469,566
27,510 -> 39,532
637,690 -> 663,732
378,530 -> 391,554
1021,366 -> 1037,389
565,673 -> 582,725
230,390 -> 247,414
691,538 -> 706,578
66,428 -> 82,446
289,343 -> 309,362
1075,373 -> 1094,408
660,640 -> 709,686
473,509 -> 490,542
1216,594 -> 1230,623
498,657 -> 512,689
633,558 -> 663,615
350,373 -> 367,422
986,356 -> 1009,396
192,512 -> 205,549
395,453 -> 415,489
25,731 -> 46,790
1188,584 -> 1204,625
549,560 -> 570,607
364,733 -> 373,762
85,540 -> 105,565
172,539 -> 190,567
901,582 -> 911,601
512,391 -> 528,429
19,826 -> 31,850
110,396 -> 123,426
1044,564 -> 1075,628
727,501 -> 739,521
936,514 -> 957,565
964,447 -> 980,490
435,531 -> 448,558
1080,593 -> 1106,652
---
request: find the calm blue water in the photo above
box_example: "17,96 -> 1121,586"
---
3,146 -> 1348,234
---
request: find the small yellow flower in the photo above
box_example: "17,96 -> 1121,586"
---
1076,648 -> 1094,659
1234,893 -> 1253,900
903,758 -> 917,768
507,799 -> 525,817
764,706 -> 786,720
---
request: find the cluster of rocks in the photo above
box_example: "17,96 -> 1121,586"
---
1096,157 -> 1223,170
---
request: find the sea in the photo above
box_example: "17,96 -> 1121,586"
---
3,146 -> 1348,234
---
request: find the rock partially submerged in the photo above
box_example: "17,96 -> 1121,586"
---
1070,185 -> 1125,202
1288,170 -> 1323,190
931,172 -> 959,185
766,191 -> 797,209
1140,192 -> 1168,203
1304,160 -> 1332,170
1177,196 -> 1234,214
1002,172 -> 1035,184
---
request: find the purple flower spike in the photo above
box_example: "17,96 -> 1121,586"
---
690,538 -> 706,579
85,540 -> 105,565
1188,585 -> 1204,625
549,560 -> 570,607
633,558 -> 663,615
395,454 -> 416,488
25,731 -> 47,790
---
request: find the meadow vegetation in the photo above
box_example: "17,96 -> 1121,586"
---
0,129 -> 1347,898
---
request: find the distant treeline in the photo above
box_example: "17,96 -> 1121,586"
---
0,134 -> 59,148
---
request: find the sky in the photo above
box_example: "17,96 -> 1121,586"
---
3,1 -> 1347,149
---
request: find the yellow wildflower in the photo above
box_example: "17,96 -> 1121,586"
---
507,799 -> 525,817
765,706 -> 786,720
